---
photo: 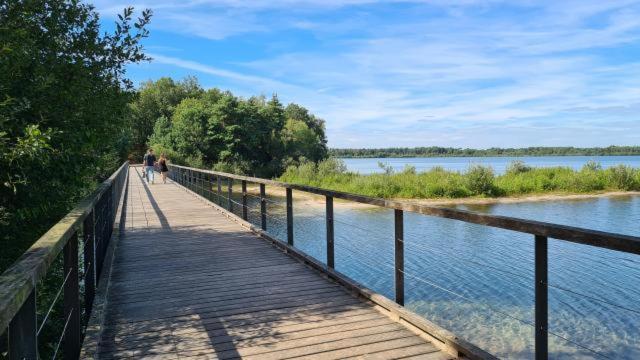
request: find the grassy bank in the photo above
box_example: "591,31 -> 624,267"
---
279,159 -> 640,199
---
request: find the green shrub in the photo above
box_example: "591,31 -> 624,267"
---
280,160 -> 317,183
465,165 -> 495,196
572,167 -> 607,192
582,160 -> 602,172
402,165 -> 417,175
607,165 -> 638,190
377,161 -> 394,175
506,160 -> 531,175
317,158 -> 347,176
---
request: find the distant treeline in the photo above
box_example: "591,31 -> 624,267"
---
330,146 -> 640,158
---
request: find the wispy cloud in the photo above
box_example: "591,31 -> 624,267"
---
150,54 -> 289,88
98,0 -> 640,147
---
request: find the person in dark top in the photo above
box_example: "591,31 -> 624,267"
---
144,148 -> 157,184
159,153 -> 169,184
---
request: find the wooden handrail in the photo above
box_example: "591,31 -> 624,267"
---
0,162 -> 129,333
167,164 -> 640,255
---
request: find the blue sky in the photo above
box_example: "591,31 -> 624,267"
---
95,0 -> 640,148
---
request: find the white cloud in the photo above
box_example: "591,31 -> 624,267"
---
107,0 -> 640,147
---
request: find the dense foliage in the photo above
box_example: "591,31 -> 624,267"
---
280,159 -> 640,199
0,1 -> 151,271
331,146 -> 640,158
132,77 -> 328,178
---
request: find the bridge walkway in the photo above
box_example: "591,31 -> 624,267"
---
90,167 -> 451,359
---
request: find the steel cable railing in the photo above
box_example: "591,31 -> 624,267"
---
334,215 -> 635,358
334,214 -> 640,320
336,236 -> 615,359
168,163 -> 640,360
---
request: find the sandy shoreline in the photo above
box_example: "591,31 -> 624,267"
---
245,184 -> 640,209
398,191 -> 640,207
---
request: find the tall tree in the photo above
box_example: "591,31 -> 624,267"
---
0,1 -> 151,272
129,76 -> 203,157
145,81 -> 329,178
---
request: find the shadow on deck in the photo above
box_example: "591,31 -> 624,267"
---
83,167 -> 452,359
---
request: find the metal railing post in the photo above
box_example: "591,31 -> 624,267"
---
326,196 -> 334,269
260,184 -> 267,230
395,209 -> 404,306
227,178 -> 233,211
535,235 -> 548,360
63,232 -> 81,359
286,188 -> 293,246
8,289 -> 37,359
242,180 -> 248,220
83,210 -> 95,322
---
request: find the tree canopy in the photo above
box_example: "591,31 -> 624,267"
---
134,77 -> 328,178
0,1 -> 151,272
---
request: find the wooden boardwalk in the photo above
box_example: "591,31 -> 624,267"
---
90,167 -> 452,359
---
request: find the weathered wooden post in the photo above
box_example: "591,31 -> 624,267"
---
216,175 -> 221,204
326,196 -> 335,269
63,232 -> 81,359
394,209 -> 404,306
242,180 -> 248,220
8,291 -> 38,359
535,235 -> 548,360
227,178 -> 233,211
286,188 -> 293,246
260,184 -> 267,230
83,211 -> 95,320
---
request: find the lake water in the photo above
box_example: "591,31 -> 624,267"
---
222,190 -> 640,359
341,155 -> 640,174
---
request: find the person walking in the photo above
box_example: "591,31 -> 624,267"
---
142,151 -> 148,179
144,148 -> 157,184
159,153 -> 169,184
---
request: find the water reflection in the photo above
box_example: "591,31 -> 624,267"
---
235,190 -> 640,359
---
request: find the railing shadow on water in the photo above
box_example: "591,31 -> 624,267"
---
168,163 -> 640,360
0,162 -> 129,359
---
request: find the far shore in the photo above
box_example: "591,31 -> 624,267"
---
245,185 -> 640,209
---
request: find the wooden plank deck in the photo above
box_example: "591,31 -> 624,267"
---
92,167 -> 452,359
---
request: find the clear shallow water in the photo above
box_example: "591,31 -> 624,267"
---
223,190 -> 640,359
341,155 -> 640,174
